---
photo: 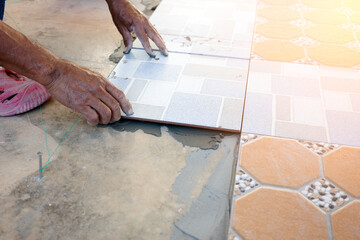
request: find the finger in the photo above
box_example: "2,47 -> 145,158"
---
118,25 -> 133,54
145,23 -> 168,56
134,25 -> 156,58
89,96 -> 112,125
81,106 -> 99,126
106,83 -> 134,116
96,89 -> 121,123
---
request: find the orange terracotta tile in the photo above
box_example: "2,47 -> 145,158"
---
260,0 -> 298,5
344,0 -> 360,11
257,7 -> 300,21
301,0 -> 342,9
305,25 -> 354,44
256,22 -> 302,39
254,40 -> 305,62
321,77 -> 360,94
331,201 -> 360,240
304,9 -> 348,25
232,188 -> 328,240
308,44 -> 360,67
323,146 -> 360,197
240,137 -> 320,188
351,13 -> 360,24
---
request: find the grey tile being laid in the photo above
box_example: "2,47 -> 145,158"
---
133,62 -> 182,82
126,79 -> 147,101
129,103 -> 165,120
163,92 -> 223,128
326,110 -> 360,147
272,75 -> 321,98
138,81 -> 176,106
242,93 -> 273,135
112,59 -> 141,79
110,77 -> 132,92
201,79 -> 245,98
250,60 -> 282,74
219,98 -> 244,130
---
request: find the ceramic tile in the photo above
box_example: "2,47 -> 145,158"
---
275,121 -> 328,142
246,72 -> 271,94
326,110 -> 360,146
323,91 -> 353,112
219,98 -> 243,130
231,188 -> 328,240
321,76 -> 360,94
331,201 -> 360,240
138,81 -> 176,106
240,136 -> 320,188
132,0 -> 256,58
201,79 -> 245,98
133,62 -> 182,82
109,49 -> 248,131
293,97 -> 325,126
272,75 -> 321,98
276,95 -> 290,121
163,92 -> 222,128
323,146 -> 360,197
242,92 -> 273,135
350,94 -> 360,112
126,79 -> 147,101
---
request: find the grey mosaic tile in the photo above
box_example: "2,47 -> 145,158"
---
242,93 -> 273,135
298,140 -> 339,156
163,92 -> 222,128
138,81 -> 176,106
126,79 -> 147,101
233,169 -> 259,197
112,60 -> 141,79
350,93 -> 360,112
201,79 -> 245,98
133,62 -> 182,82
219,98 -> 244,130
326,110 -> 360,146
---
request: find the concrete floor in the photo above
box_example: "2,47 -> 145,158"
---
0,0 -> 239,239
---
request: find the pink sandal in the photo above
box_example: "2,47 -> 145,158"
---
0,67 -> 50,116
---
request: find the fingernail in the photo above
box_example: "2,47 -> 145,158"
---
128,108 -> 134,115
163,48 -> 169,56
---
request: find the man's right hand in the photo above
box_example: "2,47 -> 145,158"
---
44,60 -> 133,126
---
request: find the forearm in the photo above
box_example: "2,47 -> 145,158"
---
0,21 -> 59,86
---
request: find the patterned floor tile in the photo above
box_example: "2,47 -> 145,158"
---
322,146 -> 360,197
242,59 -> 360,146
331,201 -> 360,240
239,136 -> 320,188
231,188 -> 328,240
109,49 -> 248,131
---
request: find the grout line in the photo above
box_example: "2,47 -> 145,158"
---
326,214 -> 334,240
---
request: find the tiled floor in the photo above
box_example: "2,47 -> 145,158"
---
229,133 -> 360,240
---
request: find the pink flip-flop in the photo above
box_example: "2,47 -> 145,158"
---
0,67 -> 50,116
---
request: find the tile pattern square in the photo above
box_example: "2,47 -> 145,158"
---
242,59 -> 360,146
109,49 -> 248,131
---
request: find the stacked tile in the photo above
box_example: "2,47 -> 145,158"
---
109,0 -> 257,131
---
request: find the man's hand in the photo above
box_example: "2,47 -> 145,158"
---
106,0 -> 168,57
45,60 -> 133,126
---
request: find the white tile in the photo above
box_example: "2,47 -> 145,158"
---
138,81 -> 176,106
176,76 -> 203,94
247,72 -> 272,94
293,97 -> 326,126
283,62 -> 320,78
323,90 -> 353,111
